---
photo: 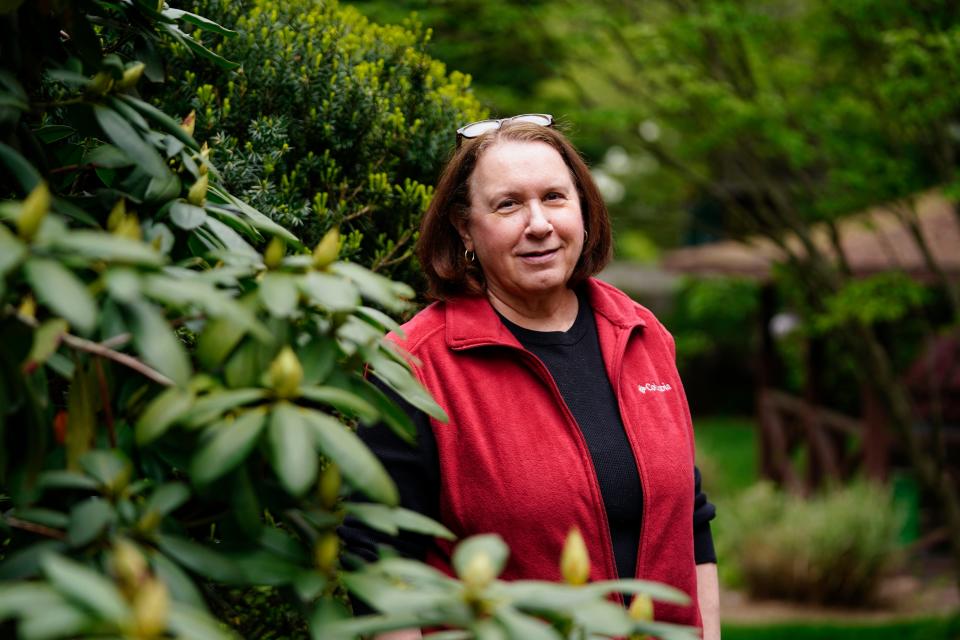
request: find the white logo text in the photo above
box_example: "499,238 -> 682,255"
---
637,382 -> 672,394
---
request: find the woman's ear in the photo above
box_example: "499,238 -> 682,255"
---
453,215 -> 473,252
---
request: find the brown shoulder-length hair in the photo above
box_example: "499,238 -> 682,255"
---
417,121 -> 613,300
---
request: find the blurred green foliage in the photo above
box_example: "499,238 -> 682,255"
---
719,482 -> 904,606
157,0 -> 485,286
669,278 -> 760,414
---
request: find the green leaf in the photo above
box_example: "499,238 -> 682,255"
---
205,186 -> 300,246
152,552 -> 206,610
332,262 -> 413,312
205,216 -> 258,257
298,272 -> 360,312
145,482 -> 190,517
344,503 -> 454,540
41,554 -> 130,621
34,125 -> 74,143
64,360 -> 97,469
180,388 -> 268,428
67,499 -> 115,547
224,339 -> 262,388
191,408 -> 267,484
156,534 -> 245,583
268,402 -> 318,496
300,409 -> 398,506
495,606 -> 563,640
308,598 -> 350,640
84,143 -> 134,168
588,579 -> 690,605
163,8 -> 237,36
170,201 -> 207,230
371,358 -> 448,423
93,105 -> 169,179
0,541 -> 66,580
0,141 -> 42,191
52,196 -> 98,227
0,584 -> 66,621
231,550 -> 301,585
136,386 -> 194,444
356,305 -> 403,336
117,95 -> 199,151
18,603 -> 94,640
79,450 -> 131,489
569,599 -> 631,636
144,169 -> 181,203
24,258 -> 97,334
452,534 -> 509,581
299,385 -> 379,423
26,318 -> 69,368
164,23 -> 240,70
259,272 -> 299,317
167,601 -> 237,640
352,378 -> 417,444
54,230 -> 164,265
341,572 -> 456,616
0,93 -> 28,110
126,299 -> 191,386
0,224 -> 26,275
300,336 -> 336,386
38,470 -> 99,491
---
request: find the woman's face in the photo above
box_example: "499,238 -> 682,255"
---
458,140 -> 585,307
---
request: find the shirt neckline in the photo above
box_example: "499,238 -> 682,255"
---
496,288 -> 592,347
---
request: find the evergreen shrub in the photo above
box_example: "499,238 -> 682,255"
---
159,0 -> 486,285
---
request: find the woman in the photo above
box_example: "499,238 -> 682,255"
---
344,115 -> 719,638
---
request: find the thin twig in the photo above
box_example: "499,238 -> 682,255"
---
4,515 -> 66,540
61,333 -> 174,386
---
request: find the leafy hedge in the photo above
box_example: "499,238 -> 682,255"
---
0,2 -> 695,639
157,0 -> 486,286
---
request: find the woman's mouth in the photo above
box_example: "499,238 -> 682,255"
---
518,247 -> 559,263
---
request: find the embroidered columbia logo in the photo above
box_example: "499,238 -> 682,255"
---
637,382 -> 672,394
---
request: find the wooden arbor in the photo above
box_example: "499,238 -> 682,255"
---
662,190 -> 960,492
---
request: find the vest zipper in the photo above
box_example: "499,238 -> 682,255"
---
610,326 -> 648,584
511,346 -> 623,600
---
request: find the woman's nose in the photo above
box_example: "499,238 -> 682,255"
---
525,201 -> 553,236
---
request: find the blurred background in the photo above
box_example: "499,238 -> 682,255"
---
341,1 -> 960,637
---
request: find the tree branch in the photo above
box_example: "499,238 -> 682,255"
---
4,515 -> 66,540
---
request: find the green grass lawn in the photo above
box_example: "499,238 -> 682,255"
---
693,415 -> 759,498
722,615 -> 960,640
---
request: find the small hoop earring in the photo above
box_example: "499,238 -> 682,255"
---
583,229 -> 589,241
464,249 -> 476,263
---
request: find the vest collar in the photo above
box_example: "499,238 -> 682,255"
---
444,278 -> 646,351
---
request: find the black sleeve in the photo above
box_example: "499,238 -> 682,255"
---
693,465 -> 717,565
338,378 -> 441,565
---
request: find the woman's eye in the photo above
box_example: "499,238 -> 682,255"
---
544,192 -> 565,202
496,199 -> 519,211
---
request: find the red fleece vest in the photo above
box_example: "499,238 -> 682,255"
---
387,279 -> 701,628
